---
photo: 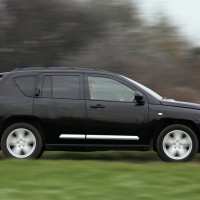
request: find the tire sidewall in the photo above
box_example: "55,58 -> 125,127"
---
157,124 -> 198,162
1,123 -> 43,159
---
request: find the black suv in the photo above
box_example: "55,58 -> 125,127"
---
0,67 -> 199,161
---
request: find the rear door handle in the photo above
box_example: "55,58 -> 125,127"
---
90,104 -> 105,109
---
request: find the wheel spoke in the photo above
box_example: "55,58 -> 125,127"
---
22,145 -> 32,154
182,138 -> 192,146
25,134 -> 34,144
12,146 -> 22,155
177,148 -> 187,157
164,137 -> 174,146
174,130 -> 183,140
15,129 -> 25,138
7,137 -> 18,146
167,146 -> 176,156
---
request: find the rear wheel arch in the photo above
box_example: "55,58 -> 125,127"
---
0,117 -> 46,147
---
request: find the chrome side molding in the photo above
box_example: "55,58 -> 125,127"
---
59,134 -> 85,139
60,134 -> 139,140
86,135 -> 139,140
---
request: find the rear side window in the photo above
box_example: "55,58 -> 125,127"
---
14,76 -> 37,97
42,75 -> 80,99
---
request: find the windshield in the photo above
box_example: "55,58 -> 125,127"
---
120,75 -> 163,100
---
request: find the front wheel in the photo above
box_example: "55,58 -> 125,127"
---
156,124 -> 198,162
1,123 -> 44,159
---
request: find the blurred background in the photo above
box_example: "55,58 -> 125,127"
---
1,1 -> 200,199
0,0 -> 200,102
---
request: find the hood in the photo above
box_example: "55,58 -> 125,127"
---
160,99 -> 200,110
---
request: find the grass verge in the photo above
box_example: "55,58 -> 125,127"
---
0,151 -> 200,200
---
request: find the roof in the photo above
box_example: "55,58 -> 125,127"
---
11,67 -> 117,75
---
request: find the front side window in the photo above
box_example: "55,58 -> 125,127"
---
42,75 -> 80,99
88,76 -> 135,102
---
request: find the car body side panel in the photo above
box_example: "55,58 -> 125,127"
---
33,98 -> 86,144
0,73 -> 34,128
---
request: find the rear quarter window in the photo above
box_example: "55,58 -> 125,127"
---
14,76 -> 37,97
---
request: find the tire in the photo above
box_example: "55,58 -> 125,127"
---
156,124 -> 198,162
1,123 -> 44,159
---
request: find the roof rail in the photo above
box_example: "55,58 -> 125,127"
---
10,66 -> 114,74
12,67 -> 45,71
12,66 -> 104,71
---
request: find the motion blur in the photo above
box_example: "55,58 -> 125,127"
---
0,0 -> 199,102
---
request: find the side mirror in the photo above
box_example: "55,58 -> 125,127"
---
135,91 -> 144,104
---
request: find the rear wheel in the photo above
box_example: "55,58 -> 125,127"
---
1,123 -> 44,159
156,124 -> 198,162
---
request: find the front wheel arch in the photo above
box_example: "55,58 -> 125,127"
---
153,119 -> 200,152
156,124 -> 198,162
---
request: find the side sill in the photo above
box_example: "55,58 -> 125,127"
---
46,144 -> 152,151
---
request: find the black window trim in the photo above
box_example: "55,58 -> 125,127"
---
41,75 -> 52,98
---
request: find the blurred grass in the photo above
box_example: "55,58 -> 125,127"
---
0,151 -> 200,200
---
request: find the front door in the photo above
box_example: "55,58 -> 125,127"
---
84,74 -> 149,145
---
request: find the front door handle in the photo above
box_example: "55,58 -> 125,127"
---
90,104 -> 105,109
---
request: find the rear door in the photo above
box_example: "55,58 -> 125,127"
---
33,72 -> 86,145
84,74 -> 149,145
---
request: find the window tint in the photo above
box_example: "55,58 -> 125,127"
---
42,75 -> 80,99
14,76 -> 37,97
88,76 -> 135,102
52,76 -> 80,99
